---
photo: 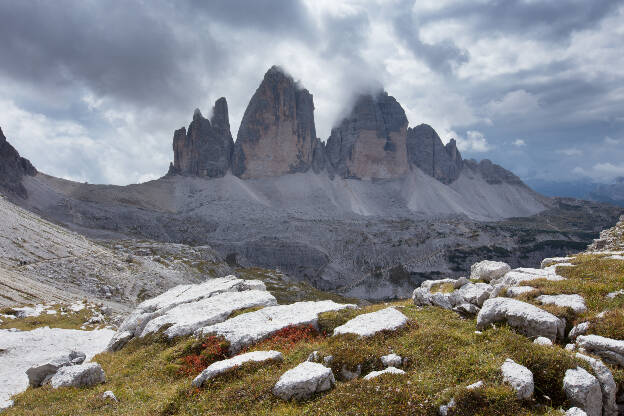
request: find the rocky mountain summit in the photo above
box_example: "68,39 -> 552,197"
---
232,65 -> 324,178
168,65 -> 517,184
168,98 -> 234,178
325,91 -> 409,179
0,127 -> 36,198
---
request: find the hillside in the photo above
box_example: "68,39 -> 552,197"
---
2,216 -> 624,415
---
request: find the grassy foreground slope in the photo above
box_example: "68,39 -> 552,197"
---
5,302 -> 598,416
4,219 -> 624,415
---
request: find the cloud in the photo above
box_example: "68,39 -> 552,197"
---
558,148 -> 583,157
487,90 -> 540,116
456,130 -> 492,153
0,0 -> 622,185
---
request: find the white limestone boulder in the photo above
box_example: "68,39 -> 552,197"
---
476,298 -> 564,341
116,276 -> 266,335
466,380 -> 484,390
533,337 -> 553,346
26,350 -> 86,387
456,283 -> 493,307
565,408 -> 587,416
501,358 -> 533,400
333,307 -> 408,337
273,362 -> 335,401
363,366 -> 405,380
576,353 -> 618,416
576,335 -> 624,368
192,350 -> 283,387
141,290 -> 277,338
470,260 -> 511,282
563,367 -> 602,416
492,267 -> 565,288
197,300 -> 355,353
50,363 -> 105,389
108,276 -> 273,350
569,322 -> 590,341
536,294 -> 587,313
381,353 -> 402,368
541,257 -> 574,268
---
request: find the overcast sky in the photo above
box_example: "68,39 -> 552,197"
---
1,0 -> 623,185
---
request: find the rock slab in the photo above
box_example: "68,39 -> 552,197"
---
563,367 -> 602,416
50,363 -> 105,389
333,307 -> 408,337
273,362 -> 335,401
192,350 -> 283,387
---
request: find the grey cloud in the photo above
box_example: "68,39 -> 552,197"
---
392,13 -> 469,75
418,0 -> 621,42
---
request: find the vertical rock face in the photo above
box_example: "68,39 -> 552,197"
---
0,127 -> 37,198
325,92 -> 409,179
232,66 -> 320,179
406,124 -> 463,184
463,159 -> 525,186
170,98 -> 234,178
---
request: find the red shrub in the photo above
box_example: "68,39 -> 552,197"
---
177,335 -> 229,376
256,324 -> 322,351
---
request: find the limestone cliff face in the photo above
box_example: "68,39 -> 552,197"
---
0,127 -> 36,198
170,97 -> 234,178
406,124 -> 463,184
463,159 -> 526,186
232,66 -> 320,179
325,92 -> 409,179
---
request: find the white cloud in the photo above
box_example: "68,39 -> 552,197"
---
557,148 -> 582,157
513,139 -> 526,147
605,136 -> 622,145
486,90 -> 540,116
456,130 -> 492,153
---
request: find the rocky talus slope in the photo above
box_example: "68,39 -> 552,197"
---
3,218 -> 624,415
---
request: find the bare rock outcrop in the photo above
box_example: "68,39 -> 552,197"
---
232,66 -> 322,178
169,98 -> 234,178
0,126 -> 37,198
325,91 -> 409,179
406,124 -> 463,184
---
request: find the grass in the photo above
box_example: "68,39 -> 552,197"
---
0,303 -> 102,331
430,282 -> 456,294
5,302 -> 594,416
518,253 -> 624,339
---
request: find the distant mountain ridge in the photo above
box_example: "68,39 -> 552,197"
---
167,65 -> 525,188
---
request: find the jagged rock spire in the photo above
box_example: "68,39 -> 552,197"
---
325,91 -> 409,179
406,124 -> 463,184
232,66 -> 323,178
170,98 -> 234,178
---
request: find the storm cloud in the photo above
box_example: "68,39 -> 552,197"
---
0,0 -> 622,185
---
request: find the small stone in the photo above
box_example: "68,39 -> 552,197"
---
341,365 -> 361,381
470,260 -> 511,282
501,358 -> 534,400
363,366 -> 405,380
50,362 -> 106,389
534,337 -> 553,346
569,322 -> 590,341
102,391 -> 118,402
565,407 -> 587,416
466,380 -> 484,390
193,351 -> 283,387
323,355 -> 334,366
380,353 -> 402,368
439,398 -> 456,416
306,351 -> 321,363
565,344 -> 576,352
333,307 -> 408,337
273,362 -> 335,401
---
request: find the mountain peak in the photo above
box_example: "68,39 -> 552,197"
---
406,124 -> 463,184
325,90 -> 409,179
232,66 -> 320,178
